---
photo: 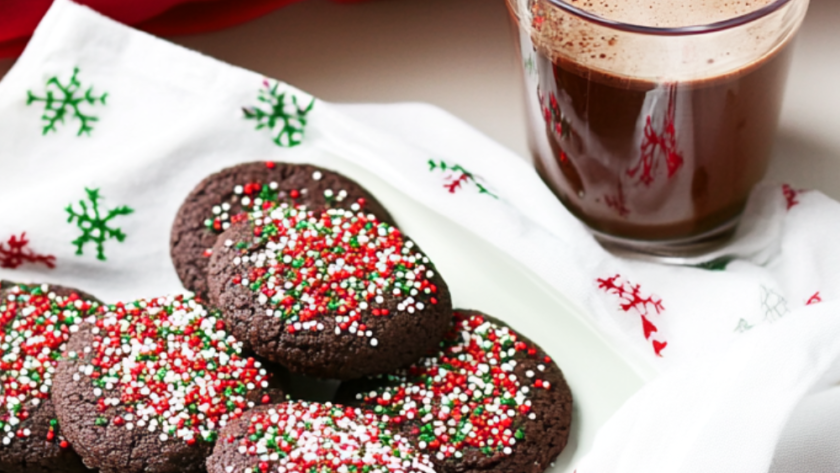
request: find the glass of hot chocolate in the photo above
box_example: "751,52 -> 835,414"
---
508,0 -> 809,257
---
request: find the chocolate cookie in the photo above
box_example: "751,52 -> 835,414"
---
342,310 -> 573,473
206,401 -> 435,473
207,203 -> 453,380
53,294 -> 283,473
170,162 -> 395,297
0,282 -> 101,473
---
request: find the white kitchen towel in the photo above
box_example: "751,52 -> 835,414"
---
574,300 -> 840,473
342,102 -> 840,473
1,1 -> 840,471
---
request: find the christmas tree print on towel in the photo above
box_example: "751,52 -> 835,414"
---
26,67 -> 107,136
0,233 -> 55,270
243,79 -> 315,147
65,188 -> 133,261
597,275 -> 668,356
428,159 -> 498,199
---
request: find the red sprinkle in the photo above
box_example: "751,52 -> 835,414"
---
361,311 -> 549,460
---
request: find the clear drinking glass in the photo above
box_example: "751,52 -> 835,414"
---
508,0 -> 810,257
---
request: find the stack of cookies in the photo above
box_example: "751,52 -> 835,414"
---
0,162 -> 572,473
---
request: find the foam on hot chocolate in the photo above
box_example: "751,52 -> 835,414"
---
523,0 -> 802,81
561,0 -> 777,28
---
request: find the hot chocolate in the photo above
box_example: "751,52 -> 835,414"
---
514,0 -> 807,247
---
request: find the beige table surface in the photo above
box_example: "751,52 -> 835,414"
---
3,0 -> 839,196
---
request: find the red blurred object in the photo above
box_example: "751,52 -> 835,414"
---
0,0 -> 363,58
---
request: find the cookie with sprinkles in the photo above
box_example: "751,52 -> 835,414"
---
171,162 -> 395,297
206,401 -> 436,473
342,310 -> 573,473
207,203 -> 453,380
53,294 -> 282,473
0,282 -> 101,473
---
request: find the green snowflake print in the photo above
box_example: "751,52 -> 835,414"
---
428,159 -> 498,199
65,188 -> 134,261
734,318 -> 754,333
524,54 -> 537,78
243,79 -> 315,147
26,67 -> 108,136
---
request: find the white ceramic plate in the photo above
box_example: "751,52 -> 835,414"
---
296,103 -> 655,471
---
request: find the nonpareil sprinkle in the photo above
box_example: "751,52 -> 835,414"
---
226,402 -> 435,473
74,294 -> 270,444
228,203 -> 439,344
205,181 -> 283,234
0,284 -> 98,445
359,311 -> 549,460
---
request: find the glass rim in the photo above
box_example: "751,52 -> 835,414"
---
544,0 -> 795,36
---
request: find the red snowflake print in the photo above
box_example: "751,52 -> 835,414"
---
549,92 -> 560,121
782,184 -> 803,210
539,90 -> 550,123
806,292 -> 822,306
652,340 -> 668,357
539,90 -> 570,140
604,180 -> 630,217
597,274 -> 668,356
627,88 -> 684,186
0,233 -> 56,270
445,173 -> 471,194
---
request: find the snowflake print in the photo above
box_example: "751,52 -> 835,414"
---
596,275 -> 668,356
782,184 -> 803,210
760,285 -> 790,322
243,79 -> 315,147
539,90 -> 570,140
65,188 -> 134,261
604,180 -> 630,217
736,286 -> 793,333
627,88 -> 684,186
0,233 -> 55,270
524,55 -> 537,78
428,159 -> 498,199
26,67 -> 108,136
734,318 -> 754,333
806,292 -> 822,306
597,275 -> 664,315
